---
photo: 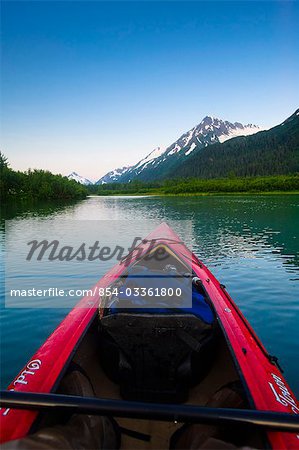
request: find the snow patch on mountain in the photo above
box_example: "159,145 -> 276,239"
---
96,166 -> 132,185
136,147 -> 165,169
67,172 -> 93,185
185,142 -> 196,156
218,123 -> 262,143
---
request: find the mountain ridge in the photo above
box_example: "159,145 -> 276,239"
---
67,172 -> 93,185
97,115 -> 263,184
95,166 -> 132,185
70,110 -> 299,185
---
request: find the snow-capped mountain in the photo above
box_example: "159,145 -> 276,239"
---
151,116 -> 261,159
175,108 -> 299,179
67,172 -> 93,185
108,116 -> 263,183
96,166 -> 132,185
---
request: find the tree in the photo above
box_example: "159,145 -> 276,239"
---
0,151 -> 9,170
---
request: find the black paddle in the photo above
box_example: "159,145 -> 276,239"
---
1,390 -> 299,432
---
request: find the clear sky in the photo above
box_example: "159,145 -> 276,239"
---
1,1 -> 299,181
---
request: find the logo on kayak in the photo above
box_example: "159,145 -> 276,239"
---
13,359 -> 42,386
269,373 -> 299,414
1,359 -> 42,417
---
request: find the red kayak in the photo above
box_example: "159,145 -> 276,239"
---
1,223 -> 298,449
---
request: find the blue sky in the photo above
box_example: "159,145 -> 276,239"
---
1,1 -> 299,180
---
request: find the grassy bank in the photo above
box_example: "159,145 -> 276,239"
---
90,175 -> 299,196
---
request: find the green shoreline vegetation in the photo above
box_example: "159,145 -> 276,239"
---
1,152 -> 298,200
0,152 -> 88,201
89,175 -> 299,196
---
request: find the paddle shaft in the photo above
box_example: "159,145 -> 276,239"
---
1,391 -> 299,432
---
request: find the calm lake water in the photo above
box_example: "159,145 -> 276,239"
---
1,195 -> 299,397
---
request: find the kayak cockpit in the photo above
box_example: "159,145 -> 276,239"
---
99,312 -> 215,403
97,244 -> 217,404
47,317 -> 267,450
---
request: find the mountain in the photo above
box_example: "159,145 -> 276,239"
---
67,172 -> 93,185
101,116 -> 262,183
95,110 -> 299,184
95,166 -> 131,185
169,108 -> 299,179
